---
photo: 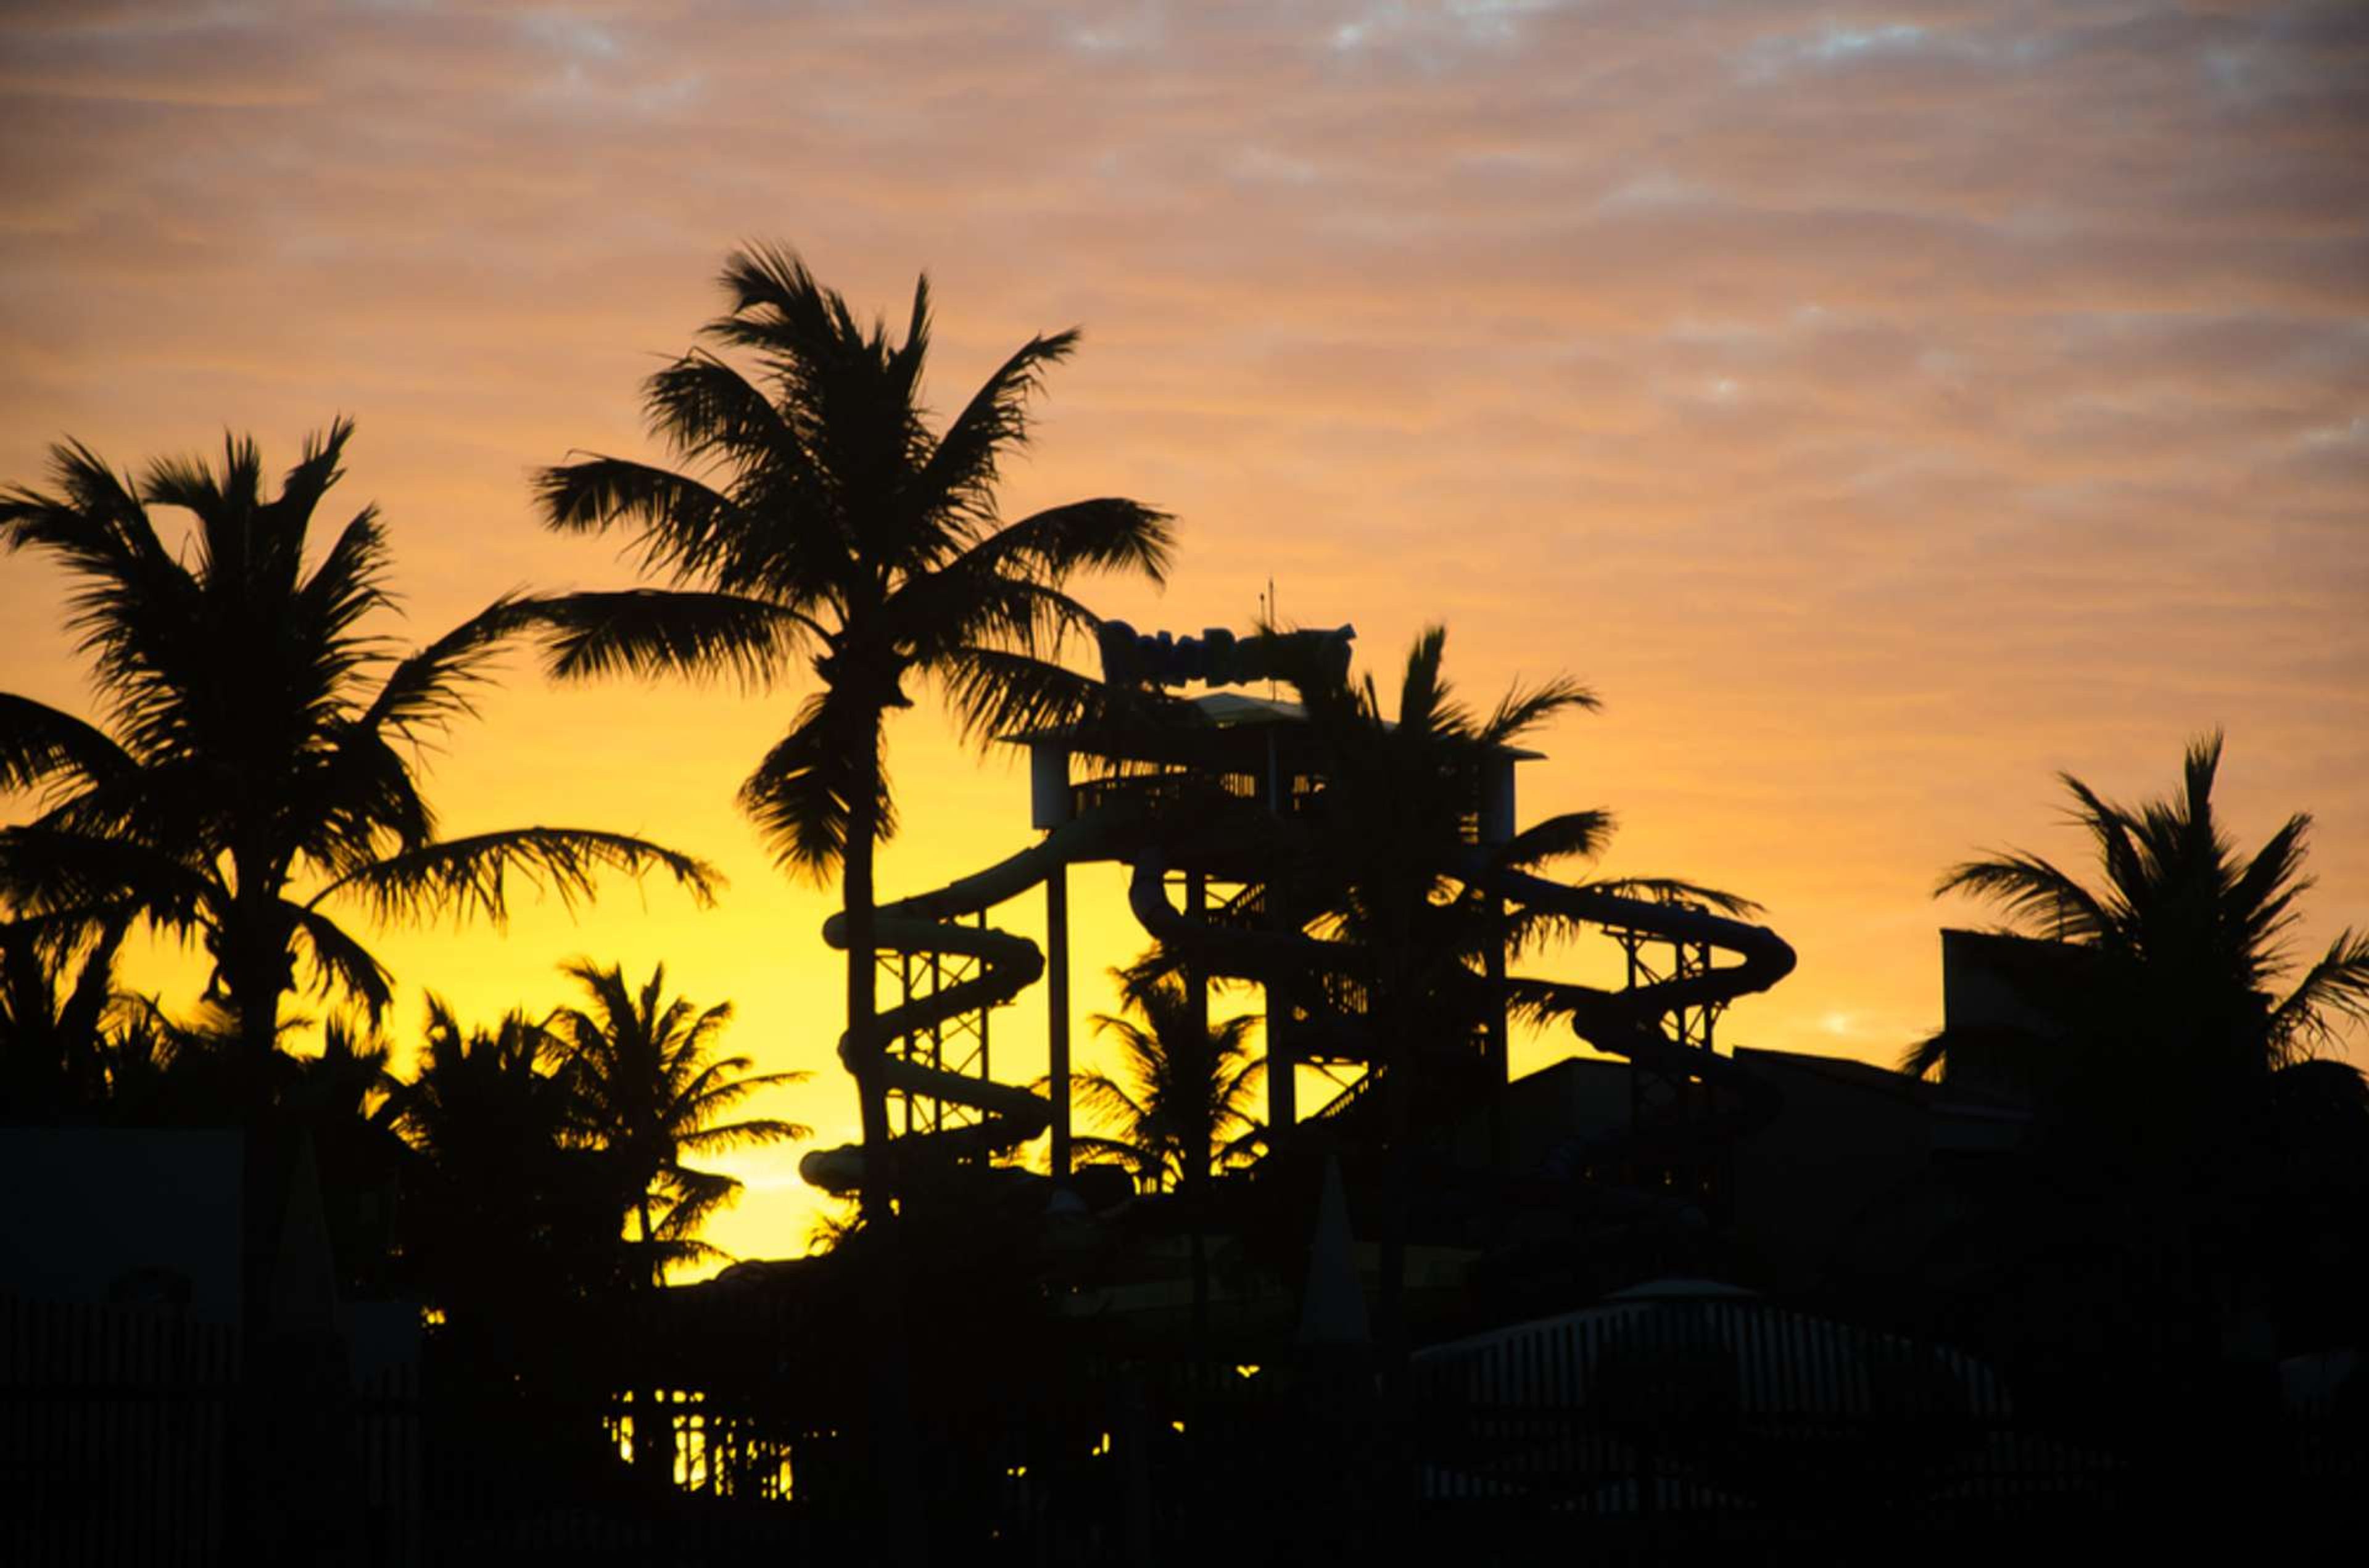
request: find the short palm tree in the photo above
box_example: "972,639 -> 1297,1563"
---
0,422 -> 721,1079
1906,732 -> 2369,1097
1070,963 -> 1263,1194
396,999 -> 575,1193
0,908 -> 125,1117
529,244 -> 1173,1216
548,959 -> 808,1284
392,998 -> 624,1334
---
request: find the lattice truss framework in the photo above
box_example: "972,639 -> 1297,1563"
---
1610,904 -> 1733,1205
880,914 -> 993,1142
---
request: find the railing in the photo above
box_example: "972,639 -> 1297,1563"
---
1,1294 -> 236,1566
6,1292 -> 2359,1561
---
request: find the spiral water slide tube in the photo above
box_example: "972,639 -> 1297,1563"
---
1462,860 -> 1795,1173
798,806 -> 1146,1197
1126,850 -> 1796,1165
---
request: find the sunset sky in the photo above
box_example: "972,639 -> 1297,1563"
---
4,0 -> 2363,1268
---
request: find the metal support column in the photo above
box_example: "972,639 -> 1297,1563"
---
1485,892 -> 1508,1166
1268,883 -> 1296,1135
1047,864 -> 1072,1179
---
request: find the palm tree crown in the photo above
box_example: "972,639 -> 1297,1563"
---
530,244 -> 1174,878
392,997 -> 626,1321
0,421 -> 721,1068
1072,963 -> 1263,1193
550,959 -> 808,1281
1911,731 -> 2369,1086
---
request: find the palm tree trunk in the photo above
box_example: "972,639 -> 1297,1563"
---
224,856 -> 288,1112
228,850 -> 272,1063
1184,875 -> 1212,1371
845,763 -> 890,1222
633,1195 -> 671,1488
844,732 -> 927,1566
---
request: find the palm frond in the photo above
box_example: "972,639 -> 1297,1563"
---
0,825 -> 215,930
916,328 -> 1083,525
283,902 -> 396,1021
533,453 -> 771,580
933,644 -> 1118,748
1937,850 -> 2114,944
936,497 -> 1175,589
302,727 -> 437,877
524,588 -> 808,690
287,508 -> 395,695
643,349 -> 801,468
674,1113 -> 814,1154
1072,1065 -> 1152,1128
1392,624 -> 1464,739
0,694 -> 134,799
1490,809 -> 1616,872
2225,812 -> 2313,983
1478,670 -> 1600,747
2268,928 -> 2369,1060
738,690 -> 892,877
361,592 -> 544,741
906,575 -> 1102,667
268,417 -> 359,529
313,828 -> 722,927
1,440 -> 148,567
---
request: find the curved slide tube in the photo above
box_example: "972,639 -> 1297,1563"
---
799,807 -> 1143,1196
1128,848 -> 1796,1169
1124,850 -> 1393,1075
1465,859 -> 1795,1175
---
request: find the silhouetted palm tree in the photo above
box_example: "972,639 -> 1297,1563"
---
1280,625 -> 1755,1404
279,1016 -> 413,1293
1905,732 -> 2369,1102
396,999 -> 574,1198
548,959 -> 808,1284
0,423 -> 721,1081
1289,624 -> 1749,1079
1890,735 -> 2369,1403
1070,964 -> 1263,1194
392,998 -> 625,1350
0,908 -> 125,1117
529,244 -> 1173,1217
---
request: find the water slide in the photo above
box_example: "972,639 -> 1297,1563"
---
1465,861 -> 1795,1171
1127,848 -> 1795,1160
797,805 -> 1146,1196
801,804 -> 1795,1197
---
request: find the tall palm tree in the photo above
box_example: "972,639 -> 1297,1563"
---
1070,963 -> 1263,1194
528,244 -> 1173,1217
1288,624 -> 1750,1082
548,959 -> 808,1284
1890,735 -> 2369,1401
0,422 -> 721,1079
1277,625 -> 1756,1403
1906,731 -> 2369,1100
